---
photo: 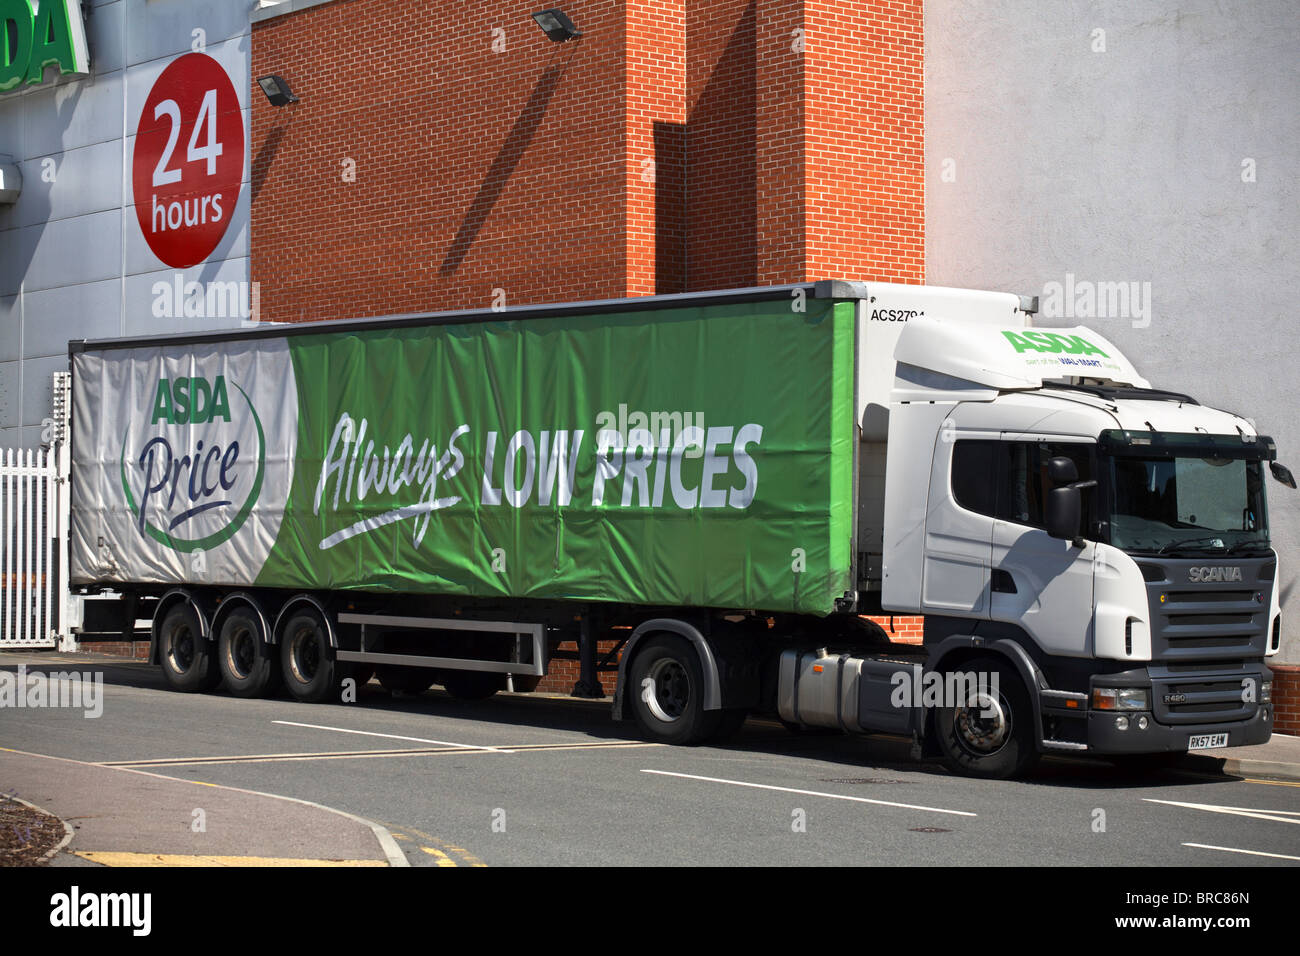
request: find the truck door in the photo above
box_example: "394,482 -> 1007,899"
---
988,440 -> 1096,656
918,430 -> 996,618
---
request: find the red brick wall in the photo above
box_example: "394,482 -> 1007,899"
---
1272,664 -> 1300,736
251,1 -> 629,321
755,0 -> 806,284
864,614 -> 924,645
76,639 -> 150,661
626,0 -> 686,295
804,0 -> 924,283
684,0 -> 757,289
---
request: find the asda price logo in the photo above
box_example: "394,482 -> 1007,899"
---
1002,330 -> 1109,357
119,375 -> 265,552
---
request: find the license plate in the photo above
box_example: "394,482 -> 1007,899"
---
1188,733 -> 1229,751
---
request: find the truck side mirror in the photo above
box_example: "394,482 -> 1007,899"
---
1048,456 -> 1079,485
1271,462 -> 1297,489
1046,486 -> 1081,540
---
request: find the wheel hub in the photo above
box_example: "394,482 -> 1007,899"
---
954,691 -> 1010,754
644,659 -> 690,722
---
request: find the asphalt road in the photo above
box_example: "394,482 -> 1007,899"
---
2,654 -> 1297,867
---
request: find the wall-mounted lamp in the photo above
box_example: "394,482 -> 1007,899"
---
257,75 -> 299,106
0,160 -> 21,206
532,9 -> 582,42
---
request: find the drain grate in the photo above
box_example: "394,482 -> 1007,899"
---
819,777 -> 909,785
908,826 -> 952,833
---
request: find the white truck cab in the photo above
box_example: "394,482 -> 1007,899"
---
871,308 -> 1291,775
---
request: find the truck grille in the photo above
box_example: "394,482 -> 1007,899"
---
1151,675 -> 1256,724
1139,558 -> 1273,664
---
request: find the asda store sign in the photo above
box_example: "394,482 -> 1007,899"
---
0,0 -> 89,93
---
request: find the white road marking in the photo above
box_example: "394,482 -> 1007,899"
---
1182,843 -> 1300,862
272,720 -> 513,754
1144,798 -> 1300,825
641,769 -> 976,817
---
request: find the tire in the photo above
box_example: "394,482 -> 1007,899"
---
712,708 -> 749,742
627,635 -> 719,745
279,611 -> 337,703
217,607 -> 280,698
377,666 -> 435,696
442,671 -> 503,701
158,602 -> 220,693
934,657 -> 1039,779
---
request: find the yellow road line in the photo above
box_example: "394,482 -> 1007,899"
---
75,851 -> 386,867
1244,777 -> 1300,788
420,847 -> 458,867
381,822 -> 486,867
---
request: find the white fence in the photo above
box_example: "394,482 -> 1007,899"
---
0,447 -> 61,647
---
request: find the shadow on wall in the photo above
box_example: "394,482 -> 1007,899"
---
653,119 -> 685,295
686,0 -> 756,290
439,48 -> 576,278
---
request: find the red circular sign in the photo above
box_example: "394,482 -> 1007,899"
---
133,53 -> 245,269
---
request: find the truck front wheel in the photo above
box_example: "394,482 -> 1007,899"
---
934,657 -> 1039,779
280,612 -> 337,703
159,603 -> 220,693
628,635 -> 718,745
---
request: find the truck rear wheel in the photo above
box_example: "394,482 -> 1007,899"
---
280,611 -> 337,703
218,607 -> 280,698
159,603 -> 220,693
934,657 -> 1038,779
628,635 -> 719,745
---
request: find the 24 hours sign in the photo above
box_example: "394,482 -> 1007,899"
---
132,53 -> 244,269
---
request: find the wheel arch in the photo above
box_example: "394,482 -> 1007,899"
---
926,635 -> 1046,751
150,588 -> 210,665
272,593 -> 337,648
612,618 -> 722,720
210,591 -> 271,647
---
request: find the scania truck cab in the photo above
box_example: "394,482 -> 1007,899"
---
869,312 -> 1294,777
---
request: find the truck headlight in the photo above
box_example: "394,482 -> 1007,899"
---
1261,681 -> 1272,703
1092,687 -> 1150,711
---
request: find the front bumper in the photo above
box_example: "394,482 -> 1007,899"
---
1086,707 -> 1272,753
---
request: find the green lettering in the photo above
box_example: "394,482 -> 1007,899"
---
24,0 -> 85,86
1023,331 -> 1060,353
209,376 -> 231,423
1002,331 -> 1035,353
1073,335 -> 1109,357
0,0 -> 33,92
151,379 -> 173,425
172,378 -> 190,424
190,378 -> 211,423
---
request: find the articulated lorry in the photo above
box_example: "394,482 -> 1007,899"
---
68,281 -> 1294,777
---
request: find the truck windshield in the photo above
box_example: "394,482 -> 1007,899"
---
1106,455 -> 1269,554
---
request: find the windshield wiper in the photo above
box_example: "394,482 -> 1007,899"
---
1224,541 -> 1271,555
1159,536 -> 1229,555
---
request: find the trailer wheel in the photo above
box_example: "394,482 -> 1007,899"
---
218,607 -> 280,698
934,657 -> 1038,779
159,603 -> 220,693
280,611 -> 337,703
442,671 -> 503,701
628,635 -> 718,745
